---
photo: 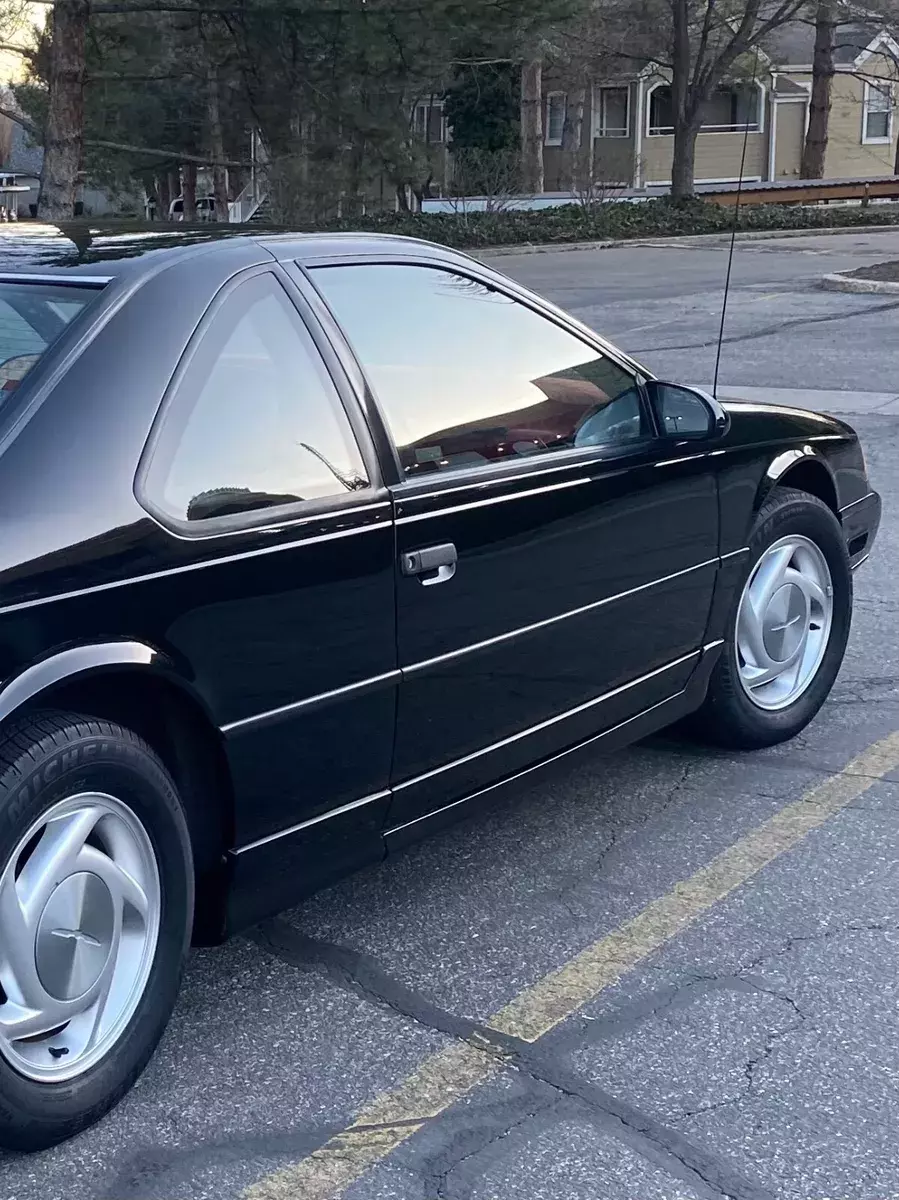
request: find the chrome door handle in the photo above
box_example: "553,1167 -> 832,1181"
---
401,543 -> 457,586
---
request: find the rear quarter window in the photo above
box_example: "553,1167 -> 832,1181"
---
0,281 -> 100,395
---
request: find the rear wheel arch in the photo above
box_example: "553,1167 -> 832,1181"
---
0,659 -> 234,944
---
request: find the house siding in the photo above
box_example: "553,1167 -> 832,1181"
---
786,61 -> 899,177
593,136 -> 634,184
774,102 -> 806,178
540,81 -> 635,189
643,131 -> 766,184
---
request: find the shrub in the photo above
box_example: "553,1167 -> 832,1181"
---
264,197 -> 899,250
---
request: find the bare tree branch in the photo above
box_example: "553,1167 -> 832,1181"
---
0,106 -> 249,166
0,103 -> 40,139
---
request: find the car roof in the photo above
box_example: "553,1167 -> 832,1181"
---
0,223 -> 467,279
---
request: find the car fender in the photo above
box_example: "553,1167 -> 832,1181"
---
0,639 -> 216,729
753,446 -> 840,522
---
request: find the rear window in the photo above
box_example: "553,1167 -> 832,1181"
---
0,282 -> 99,394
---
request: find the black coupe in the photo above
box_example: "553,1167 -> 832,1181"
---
0,231 -> 880,1149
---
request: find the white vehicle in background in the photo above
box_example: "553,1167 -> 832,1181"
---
168,195 -> 217,221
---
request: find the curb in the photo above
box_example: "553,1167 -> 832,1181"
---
821,270 -> 899,294
476,223 -> 899,258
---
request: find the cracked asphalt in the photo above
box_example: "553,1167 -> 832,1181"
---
2,228 -> 899,1200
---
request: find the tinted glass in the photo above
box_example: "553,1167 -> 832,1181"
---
145,274 -> 369,524
0,282 -> 98,394
313,264 -> 646,478
654,384 -> 712,437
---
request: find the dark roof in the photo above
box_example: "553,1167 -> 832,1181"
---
773,76 -> 809,97
0,222 -> 461,274
765,20 -> 884,67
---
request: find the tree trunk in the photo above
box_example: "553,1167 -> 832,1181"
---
671,119 -> 699,201
668,0 -> 699,201
801,1 -> 836,179
559,85 -> 586,192
181,162 -> 197,221
142,173 -> 158,219
167,168 -> 180,214
207,65 -> 230,221
520,58 -> 544,194
156,172 -> 171,219
38,0 -> 90,221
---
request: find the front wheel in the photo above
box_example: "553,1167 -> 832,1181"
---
698,487 -> 852,748
0,712 -> 193,1151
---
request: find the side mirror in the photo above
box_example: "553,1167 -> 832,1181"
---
645,381 -> 730,440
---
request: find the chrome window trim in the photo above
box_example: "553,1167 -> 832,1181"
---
394,453 -> 614,505
396,475 -> 592,524
0,274 -> 113,286
393,440 -> 655,508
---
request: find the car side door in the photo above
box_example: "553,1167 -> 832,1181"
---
134,267 -> 398,924
309,258 -> 720,833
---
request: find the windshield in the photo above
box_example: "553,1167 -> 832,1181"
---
0,281 -> 100,394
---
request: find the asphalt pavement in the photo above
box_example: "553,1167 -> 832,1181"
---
2,227 -> 899,1200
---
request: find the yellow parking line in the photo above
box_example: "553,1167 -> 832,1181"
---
243,731 -> 899,1200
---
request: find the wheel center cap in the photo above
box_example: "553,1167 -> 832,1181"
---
763,583 -> 808,663
35,873 -> 115,1001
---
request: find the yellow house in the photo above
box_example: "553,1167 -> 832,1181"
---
540,24 -> 899,191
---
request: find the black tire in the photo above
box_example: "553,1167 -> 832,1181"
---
697,487 -> 852,748
0,712 -> 193,1152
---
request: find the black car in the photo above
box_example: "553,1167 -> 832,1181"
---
0,231 -> 881,1150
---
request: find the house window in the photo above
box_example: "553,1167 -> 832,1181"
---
598,87 -> 629,137
863,81 -> 893,143
648,86 -> 675,135
647,84 -> 761,135
413,99 -> 446,144
545,92 -> 566,145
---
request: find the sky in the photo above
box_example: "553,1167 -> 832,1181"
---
0,2 -> 44,88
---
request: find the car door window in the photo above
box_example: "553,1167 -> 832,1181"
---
142,273 -> 369,527
312,263 -> 648,477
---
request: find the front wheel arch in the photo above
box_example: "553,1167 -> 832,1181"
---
757,450 -> 840,520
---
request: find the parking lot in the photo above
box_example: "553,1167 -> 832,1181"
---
2,226 -> 899,1200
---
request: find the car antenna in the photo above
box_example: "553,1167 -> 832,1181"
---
712,47 -> 762,400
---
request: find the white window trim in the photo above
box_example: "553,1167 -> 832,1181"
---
645,175 -> 763,186
595,85 -> 631,138
862,80 -> 894,145
645,80 -> 765,137
412,98 -> 447,143
545,91 -> 566,146
855,33 -> 899,70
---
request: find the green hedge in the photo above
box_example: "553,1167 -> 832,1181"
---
303,197 -> 899,249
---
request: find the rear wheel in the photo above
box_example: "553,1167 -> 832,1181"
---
0,712 -> 193,1151
698,488 -> 852,748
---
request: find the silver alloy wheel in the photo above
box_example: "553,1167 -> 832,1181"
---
736,534 -> 834,711
0,794 -> 160,1083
